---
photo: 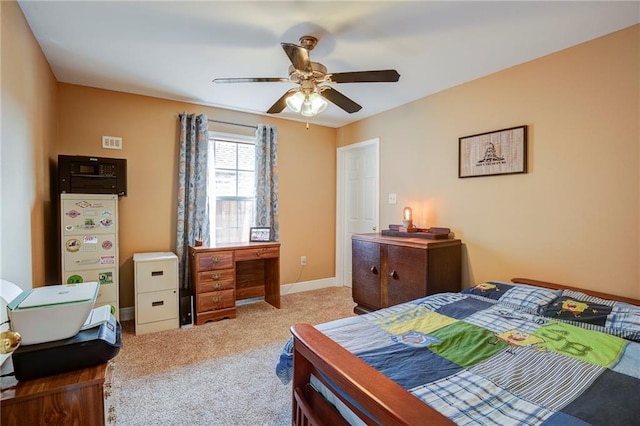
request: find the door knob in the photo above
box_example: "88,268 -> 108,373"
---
370,266 -> 378,274
372,226 -> 377,231
389,270 -> 397,279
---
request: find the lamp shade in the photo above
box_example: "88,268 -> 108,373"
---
285,91 -> 305,113
301,93 -> 328,117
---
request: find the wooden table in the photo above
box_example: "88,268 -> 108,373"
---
1,359 -> 114,425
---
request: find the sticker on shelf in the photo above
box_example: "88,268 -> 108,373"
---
65,225 -> 74,232
83,235 -> 98,244
102,240 -> 113,250
84,210 -> 97,217
83,218 -> 97,228
75,258 -> 99,265
98,271 -> 113,285
67,274 -> 84,284
100,255 -> 115,265
102,209 -> 112,216
99,217 -> 114,227
65,239 -> 81,252
66,210 -> 81,219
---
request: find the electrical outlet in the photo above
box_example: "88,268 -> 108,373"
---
388,193 -> 397,204
102,136 -> 123,150
300,256 -> 307,266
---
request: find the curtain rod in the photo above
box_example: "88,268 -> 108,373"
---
209,119 -> 257,130
178,113 -> 258,130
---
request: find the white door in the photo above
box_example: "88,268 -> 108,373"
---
336,139 -> 379,288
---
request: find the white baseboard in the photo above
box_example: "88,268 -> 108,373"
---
119,306 -> 134,322
118,277 -> 344,321
280,277 -> 341,295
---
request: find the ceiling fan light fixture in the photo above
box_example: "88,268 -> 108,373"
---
301,92 -> 328,117
285,91 -> 305,113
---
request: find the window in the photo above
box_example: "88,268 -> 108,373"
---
208,132 -> 255,243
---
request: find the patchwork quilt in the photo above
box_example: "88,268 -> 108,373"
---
277,282 -> 640,425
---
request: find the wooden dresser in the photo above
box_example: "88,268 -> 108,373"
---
1,361 -> 114,425
188,242 -> 280,325
351,233 -> 462,314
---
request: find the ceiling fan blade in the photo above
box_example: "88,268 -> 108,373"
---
329,70 -> 400,83
213,77 -> 289,84
281,42 -> 311,72
321,87 -> 362,114
266,89 -> 297,114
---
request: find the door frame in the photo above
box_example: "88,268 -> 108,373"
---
335,138 -> 380,287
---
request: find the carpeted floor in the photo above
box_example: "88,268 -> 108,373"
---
113,286 -> 355,425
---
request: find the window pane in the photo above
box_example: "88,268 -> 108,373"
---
215,141 -> 237,169
238,171 -> 254,197
215,170 -> 237,196
209,135 -> 256,244
238,144 -> 255,171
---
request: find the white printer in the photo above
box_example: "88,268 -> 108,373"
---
7,281 -> 98,345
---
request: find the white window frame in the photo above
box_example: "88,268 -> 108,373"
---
208,131 -> 256,244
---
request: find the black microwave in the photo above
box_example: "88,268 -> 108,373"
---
58,155 -> 127,196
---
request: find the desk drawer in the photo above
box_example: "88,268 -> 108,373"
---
235,246 -> 279,262
195,251 -> 234,271
197,269 -> 234,293
198,289 -> 235,311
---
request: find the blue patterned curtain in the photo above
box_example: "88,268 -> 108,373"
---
176,113 -> 210,290
254,124 -> 279,241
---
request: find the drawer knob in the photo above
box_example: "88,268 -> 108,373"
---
370,266 -> 378,274
211,256 -> 220,263
212,273 -> 221,280
213,296 -> 220,303
214,282 -> 221,289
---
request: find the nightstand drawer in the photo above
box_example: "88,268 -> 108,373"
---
196,251 -> 234,271
197,290 -> 235,312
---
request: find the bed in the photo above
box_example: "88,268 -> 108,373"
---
276,278 -> 640,425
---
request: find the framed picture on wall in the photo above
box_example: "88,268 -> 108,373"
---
249,227 -> 271,242
458,125 -> 528,178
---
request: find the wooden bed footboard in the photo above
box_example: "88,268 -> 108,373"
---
291,323 -> 453,426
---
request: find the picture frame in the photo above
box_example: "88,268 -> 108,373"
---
458,125 -> 527,178
249,227 -> 271,242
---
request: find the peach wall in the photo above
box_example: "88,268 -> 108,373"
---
338,25 -> 640,299
1,0 -> 58,290
57,85 -> 336,308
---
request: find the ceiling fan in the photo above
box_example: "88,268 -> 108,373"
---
213,36 -> 400,117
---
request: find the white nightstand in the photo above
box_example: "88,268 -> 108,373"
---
133,252 -> 179,335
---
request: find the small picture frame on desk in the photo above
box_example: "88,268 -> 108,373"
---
249,227 -> 271,242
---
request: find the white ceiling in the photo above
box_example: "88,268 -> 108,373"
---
18,1 -> 640,128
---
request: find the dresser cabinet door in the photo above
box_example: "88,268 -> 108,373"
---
352,239 -> 381,311
386,245 -> 427,307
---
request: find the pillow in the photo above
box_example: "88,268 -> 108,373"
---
541,289 -> 640,342
462,281 -> 562,314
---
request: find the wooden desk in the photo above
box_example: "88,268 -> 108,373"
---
188,242 -> 280,325
1,360 -> 114,425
